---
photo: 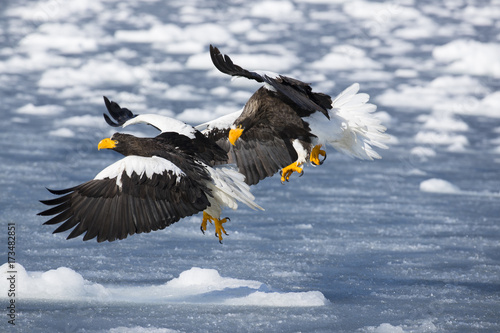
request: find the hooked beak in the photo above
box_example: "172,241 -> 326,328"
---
228,126 -> 244,146
98,138 -> 117,150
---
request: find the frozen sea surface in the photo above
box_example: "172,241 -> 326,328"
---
1,0 -> 499,332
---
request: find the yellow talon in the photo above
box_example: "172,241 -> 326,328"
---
201,211 -> 229,243
280,162 -> 303,183
310,144 -> 327,166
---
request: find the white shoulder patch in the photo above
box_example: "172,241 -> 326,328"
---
95,155 -> 185,187
195,109 -> 243,133
123,114 -> 196,139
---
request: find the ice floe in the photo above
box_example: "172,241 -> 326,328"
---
0,264 -> 327,307
419,178 -> 460,194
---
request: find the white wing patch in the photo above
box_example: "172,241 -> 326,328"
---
95,155 -> 185,188
123,114 -> 196,138
195,109 -> 243,133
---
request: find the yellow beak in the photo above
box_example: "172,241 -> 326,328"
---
98,138 -> 117,150
228,126 -> 244,146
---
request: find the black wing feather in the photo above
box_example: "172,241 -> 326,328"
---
262,75 -> 331,119
103,96 -> 138,128
210,45 -> 332,119
210,45 -> 264,83
39,169 -> 211,242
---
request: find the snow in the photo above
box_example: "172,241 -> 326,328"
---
0,264 -> 326,307
250,1 -> 303,20
419,178 -> 460,194
19,23 -> 99,54
433,39 -> 500,77
48,128 -> 75,138
39,58 -> 151,88
1,0 -> 500,332
16,103 -> 65,116
311,45 -> 382,71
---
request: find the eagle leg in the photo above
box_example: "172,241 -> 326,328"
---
310,144 -> 327,166
201,211 -> 230,243
280,162 -> 303,184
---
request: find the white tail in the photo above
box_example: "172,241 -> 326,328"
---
309,83 -> 389,160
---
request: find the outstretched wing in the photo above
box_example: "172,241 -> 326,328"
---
210,45 -> 332,119
39,156 -> 211,242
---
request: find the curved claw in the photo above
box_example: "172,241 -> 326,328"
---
280,162 -> 303,183
320,152 -> 327,164
310,144 -> 327,166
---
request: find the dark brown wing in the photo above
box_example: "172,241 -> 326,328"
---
210,44 -> 332,119
204,126 -> 296,185
261,75 -> 332,119
39,164 -> 210,242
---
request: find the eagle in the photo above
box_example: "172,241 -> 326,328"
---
106,45 -> 388,186
39,97 -> 263,243
207,45 -> 389,184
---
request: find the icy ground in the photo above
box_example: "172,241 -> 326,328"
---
1,0 -> 500,332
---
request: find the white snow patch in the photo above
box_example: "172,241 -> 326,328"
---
19,23 -> 98,54
177,108 -> 215,123
228,20 -> 254,34
420,178 -> 460,194
163,41 -> 204,54
49,128 -> 75,138
164,267 -> 261,291
164,84 -> 203,100
16,103 -> 64,115
410,146 -> 436,158
433,40 -> 500,77
39,59 -> 151,89
185,52 -> 215,70
363,319 -> 438,333
459,5 -> 500,26
414,131 -> 469,147
6,1 -> 104,22
311,45 -> 381,70
395,69 -> 418,78
224,291 -> 328,307
114,48 -> 138,59
1,264 -> 327,307
472,92 -> 500,118
115,23 -> 232,46
250,1 -> 303,20
377,75 -> 489,114
55,115 -> 103,127
420,113 -> 469,132
0,52 -> 79,73
366,323 -> 405,333
109,327 -> 180,333
114,24 -> 182,43
0,263 -> 108,301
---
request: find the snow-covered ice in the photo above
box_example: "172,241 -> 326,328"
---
1,0 -> 499,332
